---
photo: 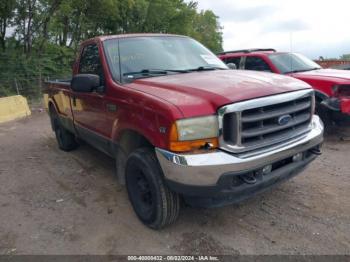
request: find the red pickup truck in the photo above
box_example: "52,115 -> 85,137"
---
218,49 -> 350,124
45,34 -> 324,229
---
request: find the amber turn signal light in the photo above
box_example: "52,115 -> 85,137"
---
168,123 -> 219,152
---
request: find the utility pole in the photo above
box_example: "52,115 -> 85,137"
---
14,78 -> 20,95
38,60 -> 42,98
289,32 -> 293,71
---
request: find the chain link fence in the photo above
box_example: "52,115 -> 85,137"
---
0,74 -> 71,103
0,50 -> 75,102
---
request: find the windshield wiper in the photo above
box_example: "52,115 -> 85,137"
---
123,69 -> 169,77
187,66 -> 226,72
156,69 -> 190,73
123,69 -> 190,79
286,67 -> 321,74
123,67 -> 226,80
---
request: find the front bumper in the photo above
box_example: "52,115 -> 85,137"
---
156,115 -> 324,207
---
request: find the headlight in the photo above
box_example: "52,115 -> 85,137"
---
176,115 -> 219,141
169,115 -> 219,152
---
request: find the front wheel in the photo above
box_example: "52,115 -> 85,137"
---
315,100 -> 332,128
125,148 -> 180,229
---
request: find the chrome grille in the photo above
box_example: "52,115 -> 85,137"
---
218,90 -> 314,153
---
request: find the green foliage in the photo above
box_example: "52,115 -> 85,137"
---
340,54 -> 350,60
0,40 -> 73,99
0,0 -> 16,50
190,10 -> 223,53
0,0 -> 224,99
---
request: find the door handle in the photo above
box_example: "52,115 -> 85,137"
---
72,97 -> 77,107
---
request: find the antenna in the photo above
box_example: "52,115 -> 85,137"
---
289,32 -> 293,71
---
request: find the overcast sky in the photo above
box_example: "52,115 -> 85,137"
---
196,0 -> 350,59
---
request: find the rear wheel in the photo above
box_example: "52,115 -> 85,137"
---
125,148 -> 180,229
50,109 -> 78,151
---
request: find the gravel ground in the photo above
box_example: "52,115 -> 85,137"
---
0,111 -> 349,255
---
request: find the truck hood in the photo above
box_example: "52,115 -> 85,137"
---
291,69 -> 350,82
128,70 -> 311,118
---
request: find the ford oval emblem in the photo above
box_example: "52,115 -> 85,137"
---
278,115 -> 292,126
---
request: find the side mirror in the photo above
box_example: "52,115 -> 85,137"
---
71,74 -> 100,93
227,63 -> 237,70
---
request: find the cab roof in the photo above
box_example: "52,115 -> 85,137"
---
83,33 -> 187,44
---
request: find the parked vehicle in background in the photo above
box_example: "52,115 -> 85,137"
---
218,49 -> 350,124
314,59 -> 350,69
331,64 -> 350,70
44,35 -> 324,229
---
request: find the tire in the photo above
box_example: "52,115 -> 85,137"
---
50,110 -> 78,152
315,100 -> 333,129
125,148 -> 180,229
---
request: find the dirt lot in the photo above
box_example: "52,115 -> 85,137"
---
0,111 -> 349,255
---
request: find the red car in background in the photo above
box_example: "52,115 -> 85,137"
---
218,49 -> 350,124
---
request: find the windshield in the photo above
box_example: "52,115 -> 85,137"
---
268,53 -> 321,74
103,36 -> 227,82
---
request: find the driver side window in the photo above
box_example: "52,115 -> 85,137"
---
79,44 -> 105,85
245,56 -> 271,72
225,57 -> 241,69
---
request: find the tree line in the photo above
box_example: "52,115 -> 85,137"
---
0,0 -> 224,99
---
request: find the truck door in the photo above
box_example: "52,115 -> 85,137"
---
71,43 -> 111,155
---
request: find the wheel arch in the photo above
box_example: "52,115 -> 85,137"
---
48,100 -> 59,130
114,128 -> 155,185
118,128 -> 154,153
48,100 -> 58,113
314,90 -> 329,103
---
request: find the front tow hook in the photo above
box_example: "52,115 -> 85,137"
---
240,173 -> 257,184
309,148 -> 322,156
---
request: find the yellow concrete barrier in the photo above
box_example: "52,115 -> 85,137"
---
0,95 -> 31,123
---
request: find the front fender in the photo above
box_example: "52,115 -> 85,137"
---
111,111 -> 170,149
